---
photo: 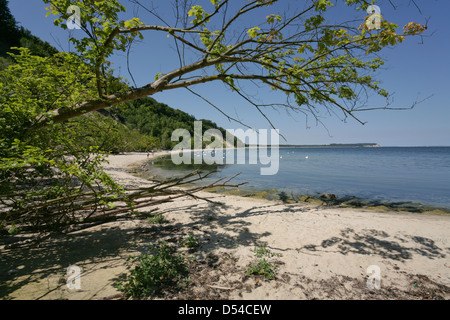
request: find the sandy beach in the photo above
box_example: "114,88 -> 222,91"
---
1,152 -> 449,300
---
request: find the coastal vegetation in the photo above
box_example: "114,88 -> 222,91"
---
109,97 -> 233,151
0,0 -> 427,250
117,241 -> 190,299
0,0 -> 231,152
246,243 -> 283,280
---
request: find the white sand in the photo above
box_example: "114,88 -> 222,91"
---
2,152 -> 449,300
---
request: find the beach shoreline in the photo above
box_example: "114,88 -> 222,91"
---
1,152 -> 449,300
135,151 -> 450,215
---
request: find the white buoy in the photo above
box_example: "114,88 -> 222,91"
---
305,155 -> 309,159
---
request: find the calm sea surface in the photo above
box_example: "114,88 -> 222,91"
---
149,147 -> 450,208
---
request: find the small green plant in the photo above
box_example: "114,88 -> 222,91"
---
278,191 -> 289,203
252,242 -> 281,259
246,243 -> 282,280
247,259 -> 277,280
180,234 -> 199,249
147,213 -> 165,224
117,242 -> 189,299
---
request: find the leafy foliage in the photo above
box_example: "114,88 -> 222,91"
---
71,112 -> 158,153
117,242 -> 189,299
146,213 -> 165,224
0,48 -> 125,240
38,0 -> 427,128
246,242 -> 282,280
44,0 -> 144,97
180,234 -> 200,249
111,98 -> 232,150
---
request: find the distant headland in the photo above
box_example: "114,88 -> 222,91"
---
277,143 -> 381,148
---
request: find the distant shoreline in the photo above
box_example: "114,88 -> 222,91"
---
244,143 -> 381,148
249,145 -> 450,148
277,144 -> 381,148
142,144 -> 450,153
277,145 -> 450,148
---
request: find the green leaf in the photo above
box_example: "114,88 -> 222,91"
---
247,26 -> 261,39
315,0 -> 334,11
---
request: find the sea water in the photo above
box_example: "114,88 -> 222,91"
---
149,147 -> 450,209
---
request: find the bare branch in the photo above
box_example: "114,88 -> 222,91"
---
185,87 -> 255,130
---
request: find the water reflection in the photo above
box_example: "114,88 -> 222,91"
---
145,152 -> 226,181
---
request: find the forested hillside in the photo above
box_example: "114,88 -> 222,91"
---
0,0 -> 58,67
110,98 -> 232,150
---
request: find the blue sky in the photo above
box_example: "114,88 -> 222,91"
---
7,0 -> 450,146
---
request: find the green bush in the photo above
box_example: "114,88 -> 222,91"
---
247,259 -> 277,280
180,234 -> 199,249
246,243 -> 282,280
117,242 -> 189,299
278,191 -> 289,203
146,213 -> 165,224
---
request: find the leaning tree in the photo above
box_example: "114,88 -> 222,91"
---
39,0 -> 428,127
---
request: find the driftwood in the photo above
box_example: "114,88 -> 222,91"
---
0,169 -> 245,249
100,293 -> 125,300
207,284 -> 235,290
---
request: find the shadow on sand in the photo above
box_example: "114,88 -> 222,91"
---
1,200 -> 448,299
299,227 -> 446,261
0,200 -> 274,299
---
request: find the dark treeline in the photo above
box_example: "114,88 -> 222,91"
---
0,0 -> 58,67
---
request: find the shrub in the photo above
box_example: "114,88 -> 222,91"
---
146,213 -> 165,224
117,242 -> 189,299
180,234 -> 199,249
246,242 -> 282,280
278,191 -> 289,203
